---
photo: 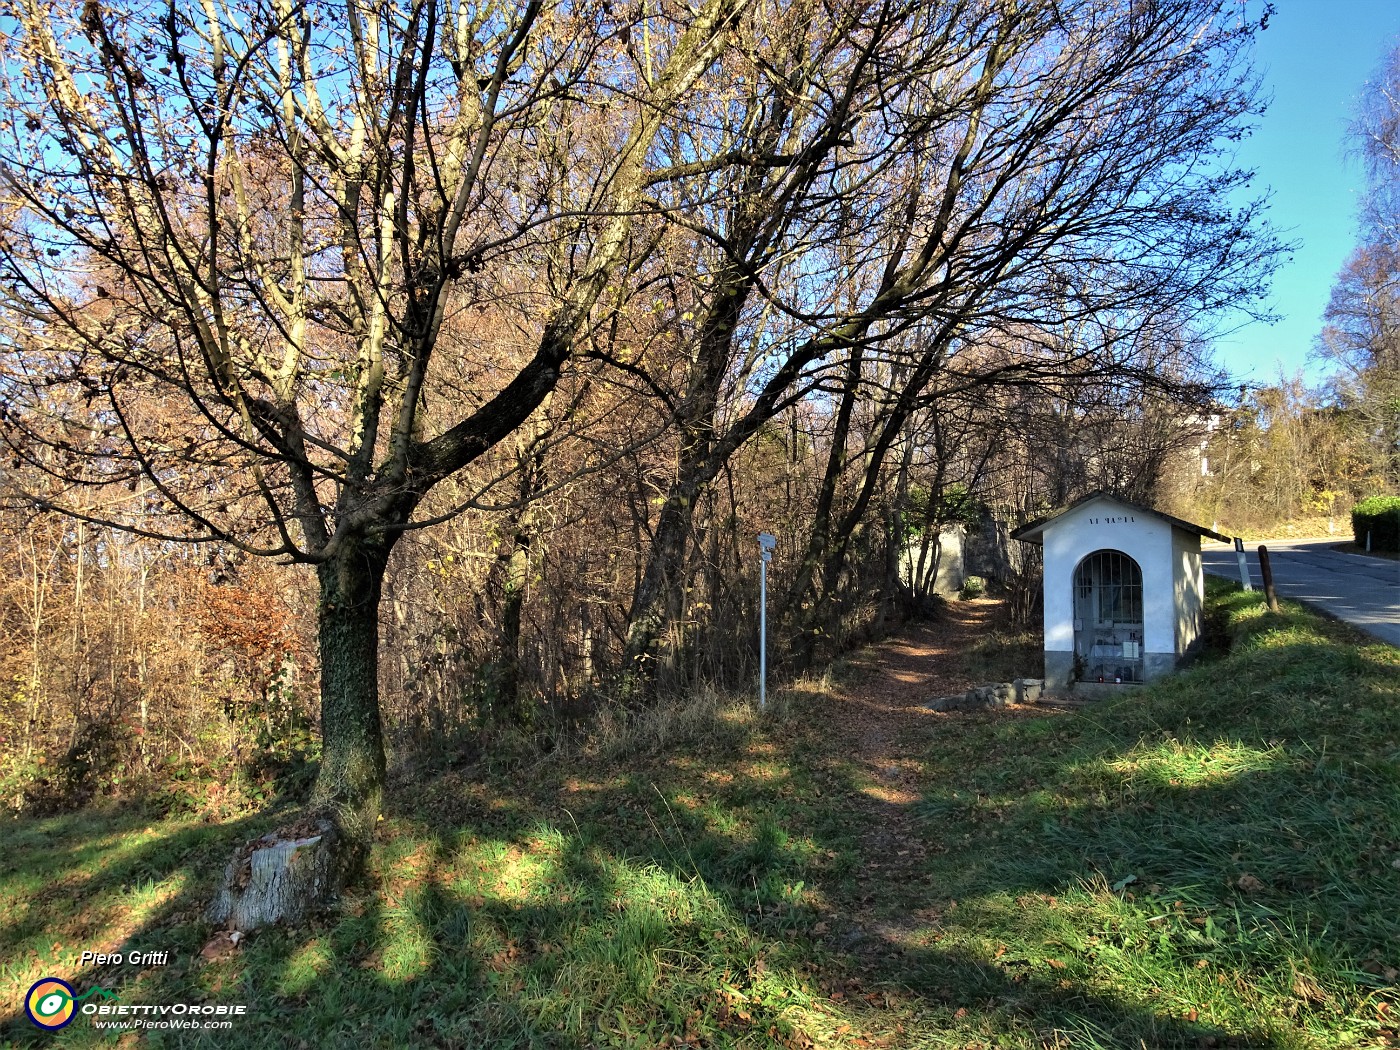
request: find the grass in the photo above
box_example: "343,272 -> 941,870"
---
958,623 -> 1043,684
1213,517 -> 1348,542
0,583 -> 1397,1048
909,585 -> 1400,1048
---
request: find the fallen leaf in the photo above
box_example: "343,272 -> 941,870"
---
199,932 -> 238,963
1236,873 -> 1265,894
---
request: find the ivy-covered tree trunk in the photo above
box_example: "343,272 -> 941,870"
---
785,345 -> 864,671
209,540 -> 389,931
623,484 -> 701,693
311,543 -> 390,836
486,420 -> 550,728
622,280 -> 751,697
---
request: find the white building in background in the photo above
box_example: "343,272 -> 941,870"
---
1011,492 -> 1230,692
1189,412 -> 1222,477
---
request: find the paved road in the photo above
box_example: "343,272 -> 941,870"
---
1202,540 -> 1400,647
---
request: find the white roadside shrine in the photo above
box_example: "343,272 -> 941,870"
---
1011,492 -> 1230,692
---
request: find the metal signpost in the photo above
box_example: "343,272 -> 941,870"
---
758,532 -> 776,713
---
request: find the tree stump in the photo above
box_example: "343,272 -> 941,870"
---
207,816 -> 351,931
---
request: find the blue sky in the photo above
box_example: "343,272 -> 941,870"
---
1212,0 -> 1400,387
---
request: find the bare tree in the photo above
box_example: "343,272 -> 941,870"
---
1317,244 -> 1400,486
622,0 -> 1283,681
0,0 -> 1284,920
0,0 -> 748,915
1354,42 -> 1400,253
1317,42 -> 1400,487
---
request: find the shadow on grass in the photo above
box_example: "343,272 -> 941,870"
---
2,755 -> 1270,1047
0,591 -> 1394,1047
0,808 -> 280,1047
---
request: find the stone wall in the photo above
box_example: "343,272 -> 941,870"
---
899,528 -> 966,596
963,509 -> 1017,583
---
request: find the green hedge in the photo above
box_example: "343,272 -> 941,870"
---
1351,495 -> 1400,551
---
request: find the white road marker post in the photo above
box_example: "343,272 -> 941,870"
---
1233,536 -> 1253,592
758,532 -> 776,713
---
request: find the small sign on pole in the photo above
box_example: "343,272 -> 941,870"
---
757,532 -> 776,713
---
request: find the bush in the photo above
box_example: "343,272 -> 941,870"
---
959,574 -> 987,599
1351,495 -> 1400,551
19,719 -> 132,814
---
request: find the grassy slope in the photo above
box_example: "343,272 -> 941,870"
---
908,588 -> 1400,1048
1,585 -> 1397,1049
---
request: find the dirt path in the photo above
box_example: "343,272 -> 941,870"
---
803,599 -> 1044,957
823,601 -> 999,779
